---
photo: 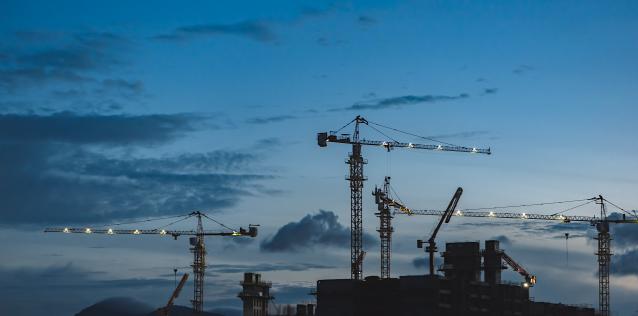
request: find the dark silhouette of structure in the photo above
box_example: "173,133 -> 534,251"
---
316,240 -> 594,316
239,273 -> 274,316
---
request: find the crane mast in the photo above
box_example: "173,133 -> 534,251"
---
347,116 -> 367,280
595,195 -> 611,316
318,115 -> 490,280
191,212 -> 206,313
373,176 -> 393,279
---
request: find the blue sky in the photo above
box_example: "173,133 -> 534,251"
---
1,1 -> 638,315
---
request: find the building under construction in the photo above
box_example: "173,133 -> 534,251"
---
315,240 -> 595,316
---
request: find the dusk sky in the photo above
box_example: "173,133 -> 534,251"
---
1,1 -> 638,315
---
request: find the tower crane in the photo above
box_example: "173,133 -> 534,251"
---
416,187 -> 463,276
373,176 -> 413,278
391,195 -> 637,316
45,211 -> 258,314
318,115 -> 490,280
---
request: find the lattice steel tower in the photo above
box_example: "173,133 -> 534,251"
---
374,176 -> 393,279
190,212 -> 206,313
595,195 -> 611,316
346,116 -> 367,280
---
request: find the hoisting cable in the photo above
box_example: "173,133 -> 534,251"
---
602,197 -> 636,218
366,123 -> 400,143
332,118 -> 357,134
550,199 -> 596,216
462,198 -> 596,211
92,213 -> 191,228
201,213 -> 237,232
155,213 -> 196,230
367,120 -> 462,147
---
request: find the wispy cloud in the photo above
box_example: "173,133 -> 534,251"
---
0,31 -> 129,92
357,15 -> 377,25
0,112 -> 274,225
482,88 -> 498,95
154,20 -> 276,43
340,93 -> 470,111
513,65 -> 534,75
246,115 -> 296,125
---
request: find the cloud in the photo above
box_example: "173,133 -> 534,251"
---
513,65 -> 534,75
611,248 -> 638,275
0,112 -> 274,225
0,31 -> 129,92
482,88 -> 498,95
611,214 -> 638,248
209,262 -> 335,274
246,115 -> 296,125
0,112 -> 204,145
341,93 -> 469,111
260,210 -> 377,252
490,235 -> 512,246
155,21 -> 276,42
357,15 -> 377,25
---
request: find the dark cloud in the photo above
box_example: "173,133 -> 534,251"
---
254,137 -> 283,148
155,21 -> 276,42
357,15 -> 377,25
482,88 -> 498,95
491,235 -> 512,246
209,262 -> 335,274
611,249 -> 638,275
0,112 -> 273,225
246,115 -> 296,125
610,213 -> 638,248
513,65 -> 534,75
0,112 -> 204,145
260,210 -> 377,252
98,79 -> 144,97
0,144 -> 271,224
0,31 -> 128,92
341,93 -> 469,111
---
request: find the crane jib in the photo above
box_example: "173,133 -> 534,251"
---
318,132 -> 491,154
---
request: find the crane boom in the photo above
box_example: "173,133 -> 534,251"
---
501,251 -> 536,287
416,188 -> 463,276
157,273 -> 189,316
400,209 -> 637,224
318,116 -> 490,280
319,133 -> 491,154
44,228 -> 253,237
